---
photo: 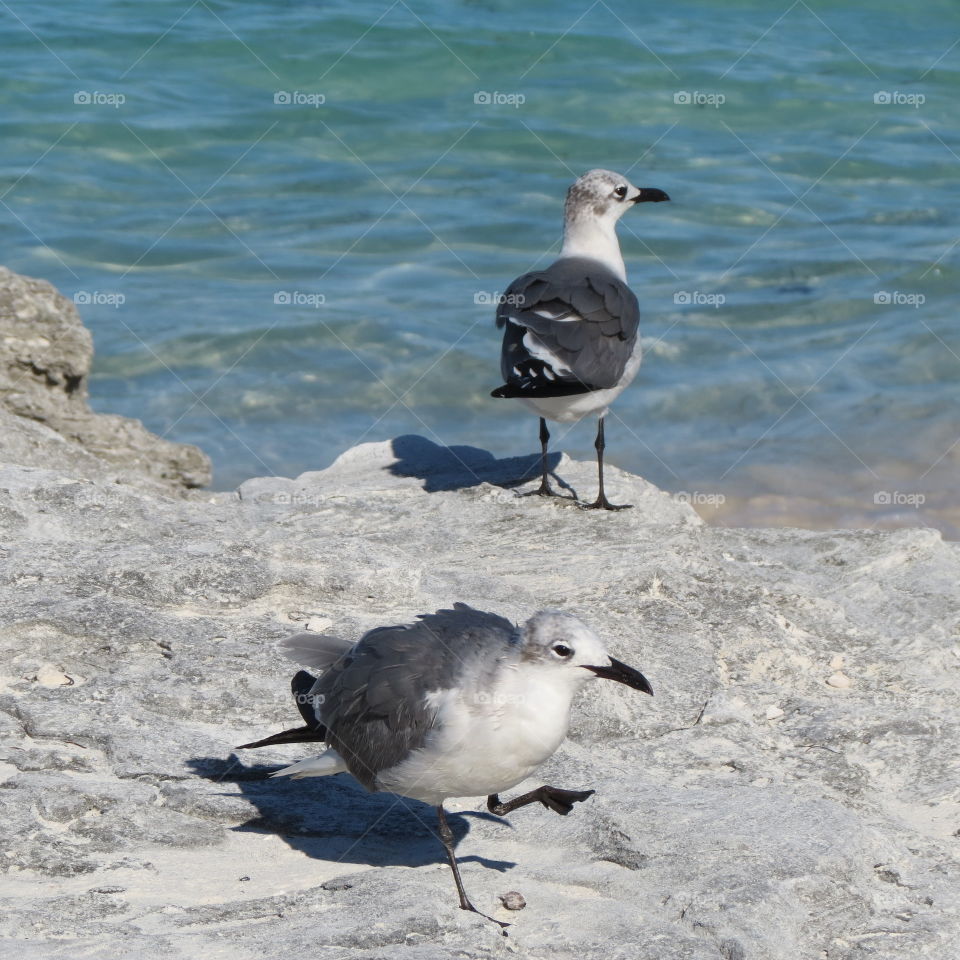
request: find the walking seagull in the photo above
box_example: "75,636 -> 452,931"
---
239,604 -> 652,930
491,169 -> 670,509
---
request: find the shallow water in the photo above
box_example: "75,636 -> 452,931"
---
1,1 -> 957,534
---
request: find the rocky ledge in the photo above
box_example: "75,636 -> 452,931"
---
1,270 -> 958,960
0,266 -> 210,493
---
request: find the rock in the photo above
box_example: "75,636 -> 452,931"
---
34,664 -> 76,687
0,266 -> 210,492
498,891 -> 526,910
826,671 -> 853,689
1,430 -> 958,955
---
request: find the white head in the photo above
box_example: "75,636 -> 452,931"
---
560,169 -> 670,278
519,610 -> 653,695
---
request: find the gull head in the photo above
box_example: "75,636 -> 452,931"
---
519,610 -> 653,695
564,169 -> 670,229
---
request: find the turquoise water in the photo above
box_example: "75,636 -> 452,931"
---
1,1 -> 958,532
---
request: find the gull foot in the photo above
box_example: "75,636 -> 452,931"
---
581,494 -> 632,511
538,786 -> 596,815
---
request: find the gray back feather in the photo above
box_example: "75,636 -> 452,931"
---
311,604 -> 518,791
497,256 -> 639,390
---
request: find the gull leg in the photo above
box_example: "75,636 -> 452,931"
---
522,418 -> 578,501
487,785 -> 595,817
526,417 -> 559,497
435,805 -> 509,932
538,417 -> 552,494
583,417 -> 631,511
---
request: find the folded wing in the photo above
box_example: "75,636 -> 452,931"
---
314,604 -> 517,790
492,257 -> 640,399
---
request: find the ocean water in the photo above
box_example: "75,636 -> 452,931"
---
1,0 -> 957,534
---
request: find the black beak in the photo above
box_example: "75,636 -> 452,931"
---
632,187 -> 670,204
585,656 -> 653,695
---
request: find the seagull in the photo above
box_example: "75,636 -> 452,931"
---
491,169 -> 670,510
239,603 -> 652,931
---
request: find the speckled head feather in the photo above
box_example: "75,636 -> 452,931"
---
518,609 -> 610,671
563,169 -> 639,224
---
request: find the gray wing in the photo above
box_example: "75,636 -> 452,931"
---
281,632 -> 354,671
492,256 -> 639,398
313,604 -> 517,791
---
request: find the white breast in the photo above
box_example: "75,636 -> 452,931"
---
375,664 -> 576,805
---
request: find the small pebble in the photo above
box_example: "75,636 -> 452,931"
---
499,891 -> 526,911
829,654 -> 845,670
826,671 -> 852,689
321,876 -> 354,892
765,705 -> 784,720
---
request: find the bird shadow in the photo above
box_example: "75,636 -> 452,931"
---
188,755 -> 516,874
387,434 -> 576,497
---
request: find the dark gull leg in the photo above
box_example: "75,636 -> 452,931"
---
487,785 -> 595,817
435,805 -> 509,932
583,416 -> 631,511
526,417 -> 559,497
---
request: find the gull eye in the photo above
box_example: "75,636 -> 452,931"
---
552,643 -> 574,659
613,184 -> 628,200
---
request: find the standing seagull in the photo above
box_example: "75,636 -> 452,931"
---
491,169 -> 670,509
239,604 -> 652,930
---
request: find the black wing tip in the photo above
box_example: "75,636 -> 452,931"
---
291,670 -> 321,726
291,669 -> 318,692
236,724 -> 327,750
492,381 -> 595,399
238,671 -> 326,751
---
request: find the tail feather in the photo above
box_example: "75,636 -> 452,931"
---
270,749 -> 348,780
